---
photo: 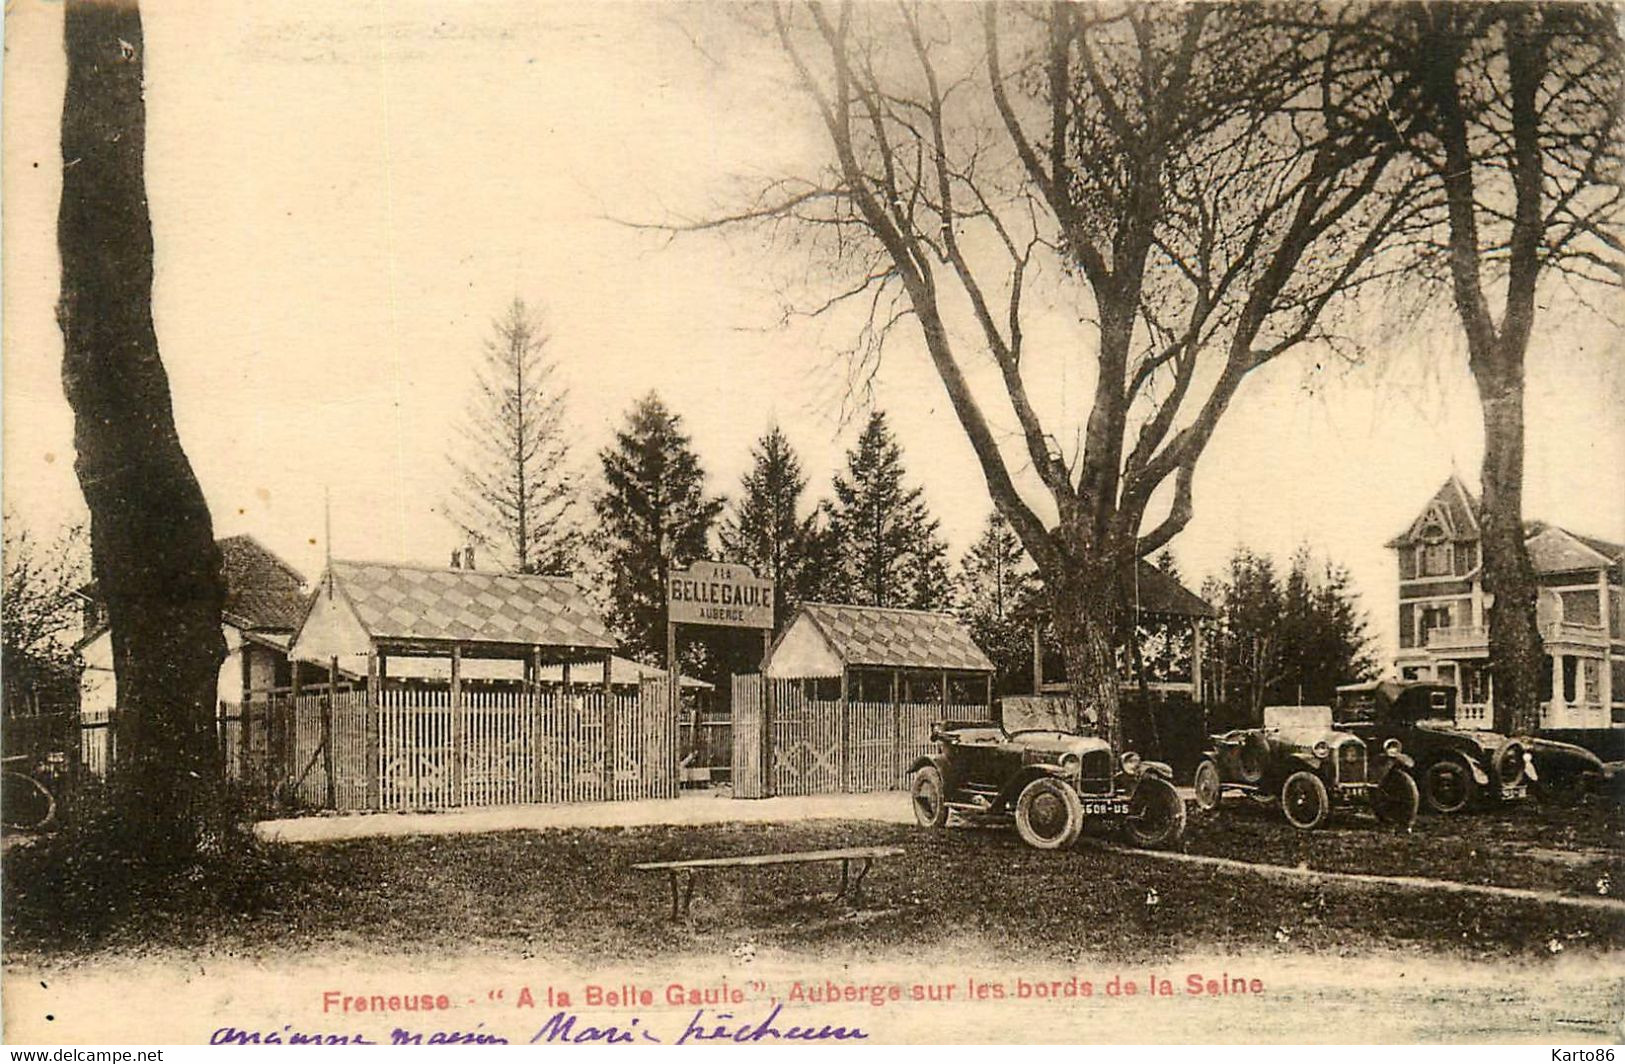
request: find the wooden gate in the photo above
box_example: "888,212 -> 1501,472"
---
731,675 -> 992,797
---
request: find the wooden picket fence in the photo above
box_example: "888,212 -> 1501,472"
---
226,681 -> 678,813
731,674 -> 993,797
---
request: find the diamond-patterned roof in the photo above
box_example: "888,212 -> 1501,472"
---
330,561 -> 614,650
795,602 -> 994,672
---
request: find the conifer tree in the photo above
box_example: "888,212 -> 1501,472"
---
593,393 -> 724,662
446,298 -> 577,574
719,426 -> 818,628
955,510 -> 1038,693
820,411 -> 950,611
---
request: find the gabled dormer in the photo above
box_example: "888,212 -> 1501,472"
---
1387,476 -> 1481,581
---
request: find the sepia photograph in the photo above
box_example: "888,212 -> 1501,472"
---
1,0 -> 1621,1046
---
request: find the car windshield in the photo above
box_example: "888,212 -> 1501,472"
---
1000,696 -> 1079,734
1264,705 -> 1333,730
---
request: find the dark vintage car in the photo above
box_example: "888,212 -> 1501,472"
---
1332,681 -> 1535,813
1523,737 -> 1609,805
908,697 -> 1187,850
1192,705 -> 1419,830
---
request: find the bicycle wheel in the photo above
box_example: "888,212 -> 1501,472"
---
2,770 -> 56,831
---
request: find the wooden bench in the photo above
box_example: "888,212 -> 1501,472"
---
632,845 -> 904,920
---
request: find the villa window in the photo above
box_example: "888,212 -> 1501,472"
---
1420,542 -> 1453,577
1559,589 -> 1601,628
1418,604 -> 1452,644
1540,655 -> 1554,702
1562,655 -> 1578,704
1582,659 -> 1601,706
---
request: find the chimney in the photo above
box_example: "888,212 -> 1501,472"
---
463,544 -> 476,571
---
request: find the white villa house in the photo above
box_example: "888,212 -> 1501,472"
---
1390,477 -> 1624,733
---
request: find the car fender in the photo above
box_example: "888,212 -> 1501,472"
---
908,754 -> 949,779
1462,757 -> 1490,786
1285,753 -> 1323,775
1139,759 -> 1174,782
993,765 -> 1072,810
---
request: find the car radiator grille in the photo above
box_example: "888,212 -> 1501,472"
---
1338,743 -> 1367,784
1080,750 -> 1114,794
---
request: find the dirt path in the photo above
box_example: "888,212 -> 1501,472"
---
1083,838 -> 1625,915
255,790 -> 912,843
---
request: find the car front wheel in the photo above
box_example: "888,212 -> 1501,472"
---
1280,770 -> 1329,830
1126,775 -> 1187,849
1014,776 -> 1084,850
1370,768 -> 1419,830
1193,759 -> 1222,811
1421,759 -> 1475,814
911,765 -> 949,828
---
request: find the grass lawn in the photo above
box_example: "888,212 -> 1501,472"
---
5,799 -> 1621,967
1182,793 -> 1624,897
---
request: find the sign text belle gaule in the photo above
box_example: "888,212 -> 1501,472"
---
667,561 -> 774,630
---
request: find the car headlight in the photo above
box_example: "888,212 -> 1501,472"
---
1120,751 -> 1142,773
1058,753 -> 1082,776
1383,738 -> 1403,757
1313,741 -> 1330,759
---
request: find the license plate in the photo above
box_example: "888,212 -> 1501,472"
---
1502,784 -> 1527,799
1080,799 -> 1130,816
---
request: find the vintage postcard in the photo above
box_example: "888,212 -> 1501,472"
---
2,0 -> 1621,1046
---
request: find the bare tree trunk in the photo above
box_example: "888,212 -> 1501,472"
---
57,0 -> 228,858
1417,7 -> 1550,738
1047,558 -> 1124,752
1478,361 -> 1542,735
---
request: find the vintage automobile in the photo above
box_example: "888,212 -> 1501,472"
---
908,696 -> 1187,851
1524,737 -> 1609,806
1332,681 -> 1535,814
1192,705 -> 1419,830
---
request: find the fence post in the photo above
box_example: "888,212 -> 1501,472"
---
542,646 -> 555,802
838,670 -> 850,793
600,648 -> 614,800
761,676 -> 775,798
365,652 -> 381,811
323,657 -> 338,810
891,669 -> 902,789
450,644 -> 464,806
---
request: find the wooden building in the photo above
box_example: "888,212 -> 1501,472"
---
732,602 -> 995,796
280,559 -> 680,811
1032,560 -> 1217,703
1390,476 -> 1625,733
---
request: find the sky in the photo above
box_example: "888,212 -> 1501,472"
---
4,1 -> 1622,668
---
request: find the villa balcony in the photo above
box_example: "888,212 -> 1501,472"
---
1426,625 -> 1487,651
1540,620 -> 1609,647
1540,700 -> 1612,730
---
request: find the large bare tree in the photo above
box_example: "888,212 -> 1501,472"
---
57,0 -> 227,855
1396,4 -> 1622,734
708,3 -> 1424,748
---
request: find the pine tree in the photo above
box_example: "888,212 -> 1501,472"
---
719,426 -> 818,629
593,393 -> 725,662
820,411 -> 951,610
1205,545 -> 1378,714
955,510 -> 1038,694
446,298 -> 577,574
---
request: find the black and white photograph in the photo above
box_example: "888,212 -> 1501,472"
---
1,0 -> 1621,1046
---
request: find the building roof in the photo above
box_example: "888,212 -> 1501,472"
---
1524,523 -> 1623,574
78,534 -> 308,639
1390,478 -> 1623,574
311,560 -> 615,652
1386,475 -> 1480,547
1125,560 -> 1217,619
783,602 -> 995,673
